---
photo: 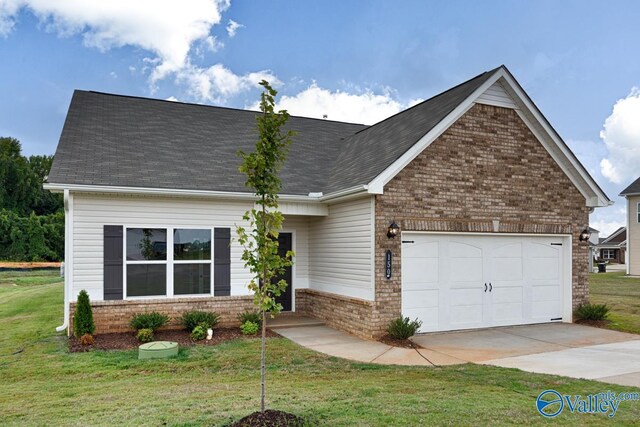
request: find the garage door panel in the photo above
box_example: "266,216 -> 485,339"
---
402,233 -> 568,333
402,257 -> 438,285
404,240 -> 438,258
449,257 -> 483,282
403,307 -> 439,331
402,289 -> 438,309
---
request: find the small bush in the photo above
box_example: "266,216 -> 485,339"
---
180,310 -> 220,332
238,311 -> 262,326
387,316 -> 422,340
73,290 -> 95,338
575,303 -> 610,321
130,312 -> 169,331
191,324 -> 207,341
137,328 -> 154,343
79,333 -> 94,346
241,320 -> 260,335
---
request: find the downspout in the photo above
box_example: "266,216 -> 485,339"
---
56,189 -> 71,333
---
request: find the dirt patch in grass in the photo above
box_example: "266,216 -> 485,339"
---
575,319 -> 610,329
230,410 -> 305,427
69,328 -> 281,352
0,262 -> 61,268
378,334 -> 422,349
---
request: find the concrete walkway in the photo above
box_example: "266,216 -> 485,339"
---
271,320 -> 640,387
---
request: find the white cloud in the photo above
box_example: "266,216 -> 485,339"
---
177,63 -> 278,103
109,71 -> 117,79
226,19 -> 243,37
599,88 -> 640,185
589,217 -> 625,238
251,82 -> 421,124
0,0 -> 274,101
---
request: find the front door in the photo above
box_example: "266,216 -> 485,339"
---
274,233 -> 293,311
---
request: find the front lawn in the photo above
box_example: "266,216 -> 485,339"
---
1,270 -> 639,426
589,271 -> 640,334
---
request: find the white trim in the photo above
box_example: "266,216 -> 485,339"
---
366,68 -> 610,208
56,189 -> 73,333
599,226 -> 627,245
628,198 -> 632,275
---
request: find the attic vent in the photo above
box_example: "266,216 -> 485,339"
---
476,80 -> 517,109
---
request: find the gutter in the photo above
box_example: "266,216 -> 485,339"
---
55,189 -> 71,333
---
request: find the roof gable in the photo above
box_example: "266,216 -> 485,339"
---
620,176 -> 640,196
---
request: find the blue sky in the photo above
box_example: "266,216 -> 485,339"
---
1,0 -> 639,235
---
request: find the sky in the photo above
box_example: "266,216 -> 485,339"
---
1,0 -> 639,236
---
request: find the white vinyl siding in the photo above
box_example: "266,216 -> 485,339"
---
308,196 -> 375,300
71,193 -> 255,301
630,196 -> 640,275
476,80 -> 517,109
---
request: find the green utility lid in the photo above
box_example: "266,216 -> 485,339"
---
138,341 -> 179,360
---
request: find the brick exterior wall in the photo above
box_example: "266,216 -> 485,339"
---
69,295 -> 255,335
372,103 -> 590,337
296,289 -> 376,339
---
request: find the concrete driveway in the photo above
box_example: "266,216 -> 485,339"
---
411,323 -> 640,387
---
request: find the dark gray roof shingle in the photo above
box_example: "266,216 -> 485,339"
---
48,68 -> 500,195
620,177 -> 640,196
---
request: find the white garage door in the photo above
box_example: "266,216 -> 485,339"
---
401,233 -> 570,333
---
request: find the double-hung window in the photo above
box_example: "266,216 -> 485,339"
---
125,227 -> 213,298
637,202 -> 640,223
602,249 -> 616,260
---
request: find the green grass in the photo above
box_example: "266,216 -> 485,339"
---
1,271 -> 639,426
589,271 -> 640,334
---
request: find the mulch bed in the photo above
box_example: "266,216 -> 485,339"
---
231,410 -> 305,427
378,334 -> 422,349
69,327 -> 280,352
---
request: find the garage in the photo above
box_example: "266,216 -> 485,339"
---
401,233 -> 572,333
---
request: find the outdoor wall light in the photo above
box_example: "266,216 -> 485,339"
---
387,221 -> 400,239
579,228 -> 591,242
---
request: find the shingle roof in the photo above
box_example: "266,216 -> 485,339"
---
620,177 -> 640,196
47,68 -> 499,195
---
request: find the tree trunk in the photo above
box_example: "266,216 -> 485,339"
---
260,310 -> 266,413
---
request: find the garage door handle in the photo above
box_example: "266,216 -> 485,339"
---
489,283 -> 492,292
484,283 -> 487,292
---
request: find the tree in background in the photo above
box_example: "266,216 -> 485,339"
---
236,81 -> 295,413
0,137 -> 64,261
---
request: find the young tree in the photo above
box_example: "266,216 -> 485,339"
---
236,81 -> 295,413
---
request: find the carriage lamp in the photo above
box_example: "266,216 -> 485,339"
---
387,221 -> 400,239
579,228 -> 591,242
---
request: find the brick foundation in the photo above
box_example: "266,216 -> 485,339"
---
70,295 -> 255,335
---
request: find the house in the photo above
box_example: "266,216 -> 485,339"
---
595,227 -> 626,264
45,66 -> 611,338
588,226 -> 600,271
621,177 -> 640,275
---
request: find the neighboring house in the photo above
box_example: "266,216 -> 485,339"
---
621,177 -> 640,275
45,66 -> 611,338
595,227 -> 626,264
588,226 -> 600,271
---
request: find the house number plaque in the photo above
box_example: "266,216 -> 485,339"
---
385,250 -> 392,279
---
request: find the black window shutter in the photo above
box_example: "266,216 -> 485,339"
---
214,228 -> 231,296
103,225 -> 123,300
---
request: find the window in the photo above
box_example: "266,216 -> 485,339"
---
602,249 -> 616,260
126,228 -> 167,297
124,227 -> 213,298
637,202 -> 640,224
173,229 -> 211,295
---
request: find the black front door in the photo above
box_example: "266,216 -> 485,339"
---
274,233 -> 293,311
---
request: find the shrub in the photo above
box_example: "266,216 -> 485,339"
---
191,324 -> 207,341
73,290 -> 96,338
137,328 -> 154,343
387,316 -> 422,340
130,312 -> 169,331
180,310 -> 220,332
79,333 -> 94,346
238,311 -> 262,326
575,303 -> 610,321
241,321 -> 260,335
